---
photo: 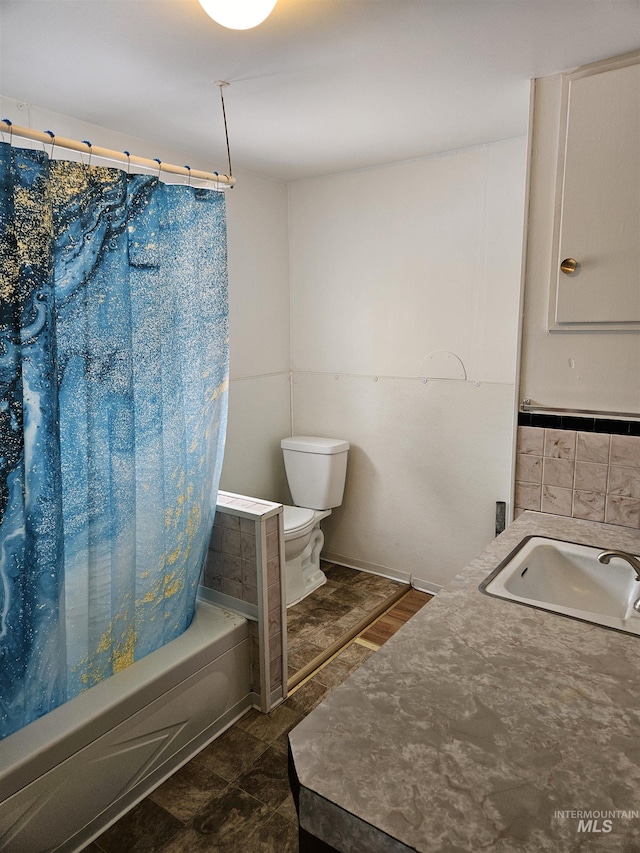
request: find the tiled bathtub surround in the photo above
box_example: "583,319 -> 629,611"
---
201,491 -> 286,711
515,425 -> 640,527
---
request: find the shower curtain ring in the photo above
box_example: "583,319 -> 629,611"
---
44,130 -> 55,159
1,118 -> 13,146
123,150 -> 131,174
153,158 -> 162,179
184,165 -> 191,186
82,140 -> 93,168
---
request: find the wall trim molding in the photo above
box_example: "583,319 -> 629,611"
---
411,577 -> 443,595
518,411 -> 640,436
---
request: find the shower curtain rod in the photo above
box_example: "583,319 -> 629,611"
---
0,119 -> 235,188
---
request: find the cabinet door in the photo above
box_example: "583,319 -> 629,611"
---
551,60 -> 640,328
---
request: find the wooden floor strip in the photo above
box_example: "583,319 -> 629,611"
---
353,637 -> 380,651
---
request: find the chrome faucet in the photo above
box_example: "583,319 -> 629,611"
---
598,550 -> 640,581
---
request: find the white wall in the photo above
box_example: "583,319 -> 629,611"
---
520,74 -> 640,413
222,172 -> 291,502
288,139 -> 528,587
0,97 -> 292,502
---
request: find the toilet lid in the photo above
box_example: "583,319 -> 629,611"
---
283,505 -> 316,535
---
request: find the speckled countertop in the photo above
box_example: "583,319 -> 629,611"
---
289,513 -> 640,852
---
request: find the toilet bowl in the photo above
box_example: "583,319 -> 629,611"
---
280,436 -> 349,607
283,506 -> 331,606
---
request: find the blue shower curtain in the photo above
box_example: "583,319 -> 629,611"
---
0,143 -> 228,740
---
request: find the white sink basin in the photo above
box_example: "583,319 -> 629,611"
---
480,536 -> 640,636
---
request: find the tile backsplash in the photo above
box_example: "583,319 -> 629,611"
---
515,426 -> 640,528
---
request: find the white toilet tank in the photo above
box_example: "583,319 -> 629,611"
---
281,436 -> 349,510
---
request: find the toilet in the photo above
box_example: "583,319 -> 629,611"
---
280,435 -> 349,607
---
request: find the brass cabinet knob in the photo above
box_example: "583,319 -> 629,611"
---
560,258 -> 578,274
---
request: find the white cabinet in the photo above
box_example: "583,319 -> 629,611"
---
549,55 -> 640,330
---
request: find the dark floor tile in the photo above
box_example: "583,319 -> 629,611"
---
287,640 -> 324,671
323,564 -> 361,585
82,845 -> 103,852
358,591 -> 391,610
293,609 -> 331,629
302,622 -> 348,647
236,704 -> 303,745
195,726 -> 269,782
351,572 -> 404,596
246,810 -> 299,853
191,785 -> 272,853
310,580 -> 341,599
234,745 -> 292,809
286,621 -> 323,646
287,597 -> 317,619
149,760 -> 228,822
313,656 -> 353,690
335,641 -> 376,671
303,612 -> 350,634
287,626 -> 320,648
285,679 -> 328,716
290,591 -> 340,616
310,598 -> 352,620
325,586 -> 369,608
156,828 -> 212,853
334,605 -> 371,630
277,789 -> 299,825
285,617 -> 312,642
271,730 -> 293,756
95,798 -> 183,853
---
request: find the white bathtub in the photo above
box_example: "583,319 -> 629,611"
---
0,594 -> 252,853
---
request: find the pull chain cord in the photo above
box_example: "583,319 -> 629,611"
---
218,81 -> 233,181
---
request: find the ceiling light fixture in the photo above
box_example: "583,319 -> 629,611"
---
198,0 -> 278,30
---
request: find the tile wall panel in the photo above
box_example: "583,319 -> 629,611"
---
200,492 -> 286,711
515,427 -> 640,528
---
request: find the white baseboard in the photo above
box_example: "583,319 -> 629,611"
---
322,551 -> 443,595
321,551 -> 411,584
410,577 -> 443,595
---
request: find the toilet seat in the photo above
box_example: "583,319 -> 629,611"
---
283,505 -> 316,537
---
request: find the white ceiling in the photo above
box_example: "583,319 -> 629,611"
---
1,0 -> 640,181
